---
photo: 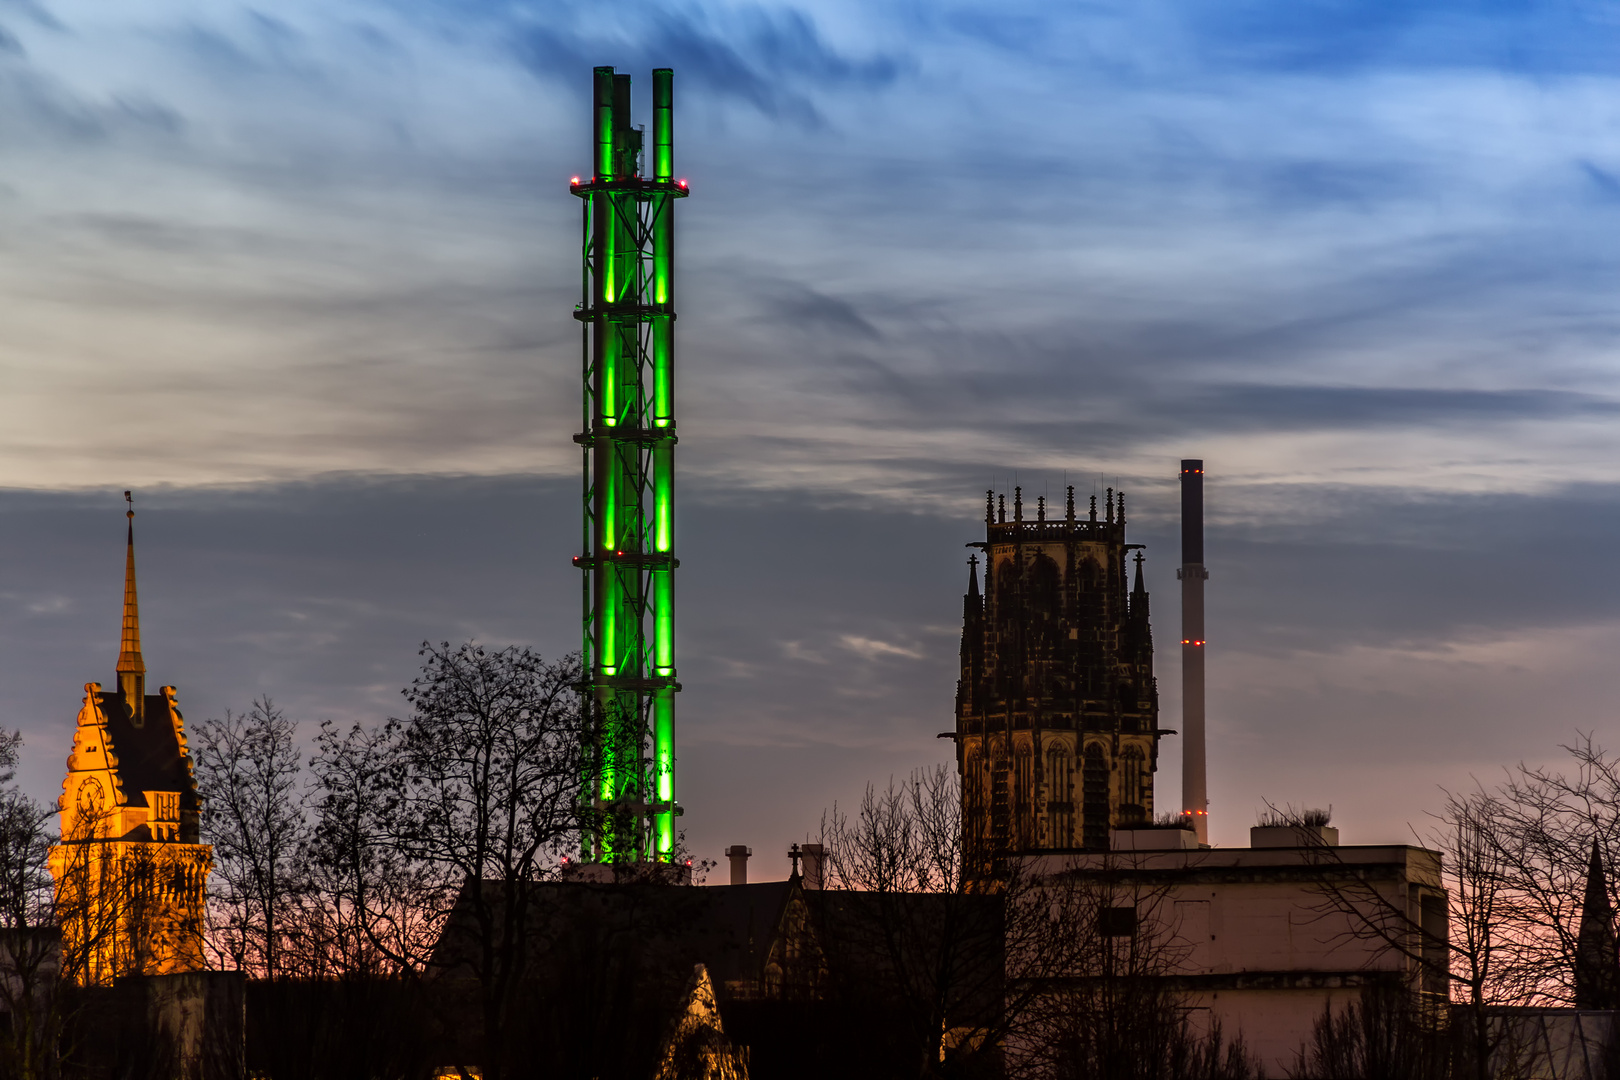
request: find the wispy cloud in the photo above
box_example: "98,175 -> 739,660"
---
837,634 -> 924,662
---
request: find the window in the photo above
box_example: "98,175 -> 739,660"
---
1082,743 -> 1109,849
1121,746 -> 1147,818
1099,906 -> 1138,937
1046,748 -> 1073,847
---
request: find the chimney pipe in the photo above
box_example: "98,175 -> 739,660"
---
725,845 -> 751,885
800,843 -> 826,890
1179,460 -> 1209,845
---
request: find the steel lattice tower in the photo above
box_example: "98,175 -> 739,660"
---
571,67 -> 685,863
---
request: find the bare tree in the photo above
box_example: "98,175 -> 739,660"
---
818,765 -> 1257,1080
1291,986 -> 1449,1080
0,730 -> 68,1079
302,718 -> 440,981
193,698 -> 307,979
1485,734 -> 1620,1007
371,642 -> 590,1080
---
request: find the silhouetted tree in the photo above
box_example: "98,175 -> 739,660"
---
0,730 -> 68,1079
371,642 -> 591,1080
818,765 -> 1260,1080
193,698 -> 306,979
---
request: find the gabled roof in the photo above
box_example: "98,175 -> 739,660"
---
96,689 -> 198,809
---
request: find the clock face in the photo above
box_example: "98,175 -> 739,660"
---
76,777 -> 105,815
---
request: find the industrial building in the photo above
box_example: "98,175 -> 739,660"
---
1030,822 -> 1450,1073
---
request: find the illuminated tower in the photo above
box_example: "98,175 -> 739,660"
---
572,68 -> 686,863
49,496 -> 211,985
955,486 -> 1159,870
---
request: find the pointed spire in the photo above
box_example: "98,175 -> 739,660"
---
1117,491 -> 1127,526
1013,486 -> 1023,523
985,489 -> 994,527
967,554 -> 980,599
1066,485 -> 1075,523
117,493 -> 145,721
1576,838 -> 1620,1009
118,493 -> 145,678
1133,550 -> 1146,595
1037,495 -> 1046,523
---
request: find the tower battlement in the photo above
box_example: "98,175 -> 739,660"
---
955,484 -> 1161,872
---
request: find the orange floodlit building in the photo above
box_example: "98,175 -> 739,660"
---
48,499 -> 210,986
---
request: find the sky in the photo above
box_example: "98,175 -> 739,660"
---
4,0 -> 1620,879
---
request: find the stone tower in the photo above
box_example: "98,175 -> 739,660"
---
955,486 -> 1159,868
49,499 -> 211,986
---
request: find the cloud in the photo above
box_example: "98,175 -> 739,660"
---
7,0 -> 1620,864
399,0 -> 902,125
837,634 -> 925,662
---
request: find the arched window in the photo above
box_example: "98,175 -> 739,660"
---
1122,746 -> 1147,812
1118,746 -> 1149,825
1015,748 -> 1034,848
1046,747 -> 1073,847
991,746 -> 1010,854
1082,743 -> 1109,850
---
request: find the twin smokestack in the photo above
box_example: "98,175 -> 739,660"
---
1179,460 -> 1209,844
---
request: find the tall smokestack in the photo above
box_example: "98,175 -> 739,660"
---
1179,460 -> 1209,845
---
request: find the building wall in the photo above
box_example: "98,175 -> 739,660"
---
1024,841 -> 1449,1074
50,683 -> 210,987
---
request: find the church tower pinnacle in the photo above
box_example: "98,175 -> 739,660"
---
117,491 -> 145,721
1575,838 -> 1620,1009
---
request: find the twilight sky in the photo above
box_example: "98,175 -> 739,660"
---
4,0 -> 1620,878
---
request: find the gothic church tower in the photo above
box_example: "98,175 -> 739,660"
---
956,486 -> 1160,870
48,499 -> 211,986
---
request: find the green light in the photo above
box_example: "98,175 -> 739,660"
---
653,449 -> 673,553
578,68 -> 681,865
654,569 -> 673,670
654,688 -> 674,856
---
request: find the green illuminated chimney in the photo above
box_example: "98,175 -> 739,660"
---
572,67 -> 685,863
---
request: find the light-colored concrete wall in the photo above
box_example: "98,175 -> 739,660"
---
1024,845 -> 1447,1074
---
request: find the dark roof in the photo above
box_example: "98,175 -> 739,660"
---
431,878 -> 794,988
97,691 -> 195,809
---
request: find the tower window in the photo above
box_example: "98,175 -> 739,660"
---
1121,746 -> 1147,817
1082,743 -> 1109,850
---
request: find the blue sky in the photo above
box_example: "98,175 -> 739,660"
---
4,0 -> 1620,871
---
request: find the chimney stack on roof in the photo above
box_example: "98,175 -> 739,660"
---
725,845 -> 751,886
800,843 -> 826,890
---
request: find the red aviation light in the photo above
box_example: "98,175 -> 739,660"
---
677,179 -> 688,188
570,176 -> 581,186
